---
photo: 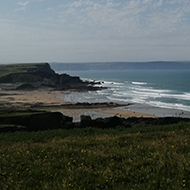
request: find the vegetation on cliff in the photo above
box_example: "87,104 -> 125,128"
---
0,63 -> 101,91
0,63 -> 54,78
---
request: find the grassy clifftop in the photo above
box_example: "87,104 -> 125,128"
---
0,62 -> 54,78
0,62 -> 101,91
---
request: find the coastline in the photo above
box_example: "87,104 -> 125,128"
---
59,91 -> 190,119
1,90 -> 190,122
122,103 -> 190,118
0,90 -> 155,122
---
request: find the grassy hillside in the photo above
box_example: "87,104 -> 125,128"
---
0,63 -> 48,77
1,122 -> 190,190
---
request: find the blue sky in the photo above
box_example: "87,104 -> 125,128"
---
0,0 -> 190,63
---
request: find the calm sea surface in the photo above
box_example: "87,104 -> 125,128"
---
56,69 -> 190,112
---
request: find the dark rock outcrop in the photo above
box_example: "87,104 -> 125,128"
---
0,63 -> 103,91
79,115 -> 129,128
0,111 -> 73,132
1,111 -> 190,133
16,83 -> 35,91
34,62 -> 55,74
78,115 -> 190,129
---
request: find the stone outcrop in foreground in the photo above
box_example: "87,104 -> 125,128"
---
0,111 -> 190,132
79,115 -> 190,128
0,111 -> 74,132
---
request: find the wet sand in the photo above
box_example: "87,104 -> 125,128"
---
0,90 -> 69,107
1,90 -> 190,122
122,103 -> 190,118
0,90 -> 155,122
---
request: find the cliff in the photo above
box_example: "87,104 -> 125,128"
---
0,63 -> 101,91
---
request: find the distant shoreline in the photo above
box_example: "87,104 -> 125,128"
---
50,61 -> 190,71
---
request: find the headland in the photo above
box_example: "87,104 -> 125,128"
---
0,62 -> 190,132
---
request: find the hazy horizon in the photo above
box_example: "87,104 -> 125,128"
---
1,0 -> 190,63
1,60 -> 190,65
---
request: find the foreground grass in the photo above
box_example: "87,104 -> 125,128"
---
1,122 -> 190,190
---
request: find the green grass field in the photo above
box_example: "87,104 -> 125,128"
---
0,63 -> 46,77
1,122 -> 190,190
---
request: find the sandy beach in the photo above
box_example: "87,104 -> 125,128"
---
0,90 -> 157,122
0,90 -> 68,107
1,89 -> 190,122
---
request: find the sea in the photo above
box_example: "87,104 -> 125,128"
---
55,69 -> 190,115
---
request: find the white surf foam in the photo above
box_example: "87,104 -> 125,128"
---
148,101 -> 190,112
132,81 -> 147,85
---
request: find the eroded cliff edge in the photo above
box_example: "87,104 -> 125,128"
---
0,62 -> 102,91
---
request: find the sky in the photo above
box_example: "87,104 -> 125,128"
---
0,0 -> 190,63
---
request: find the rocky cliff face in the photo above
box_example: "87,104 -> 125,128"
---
30,62 -> 55,74
0,63 -> 102,91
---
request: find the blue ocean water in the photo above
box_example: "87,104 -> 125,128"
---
57,69 -> 190,112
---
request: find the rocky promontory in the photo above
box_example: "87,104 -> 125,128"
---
0,62 -> 103,91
